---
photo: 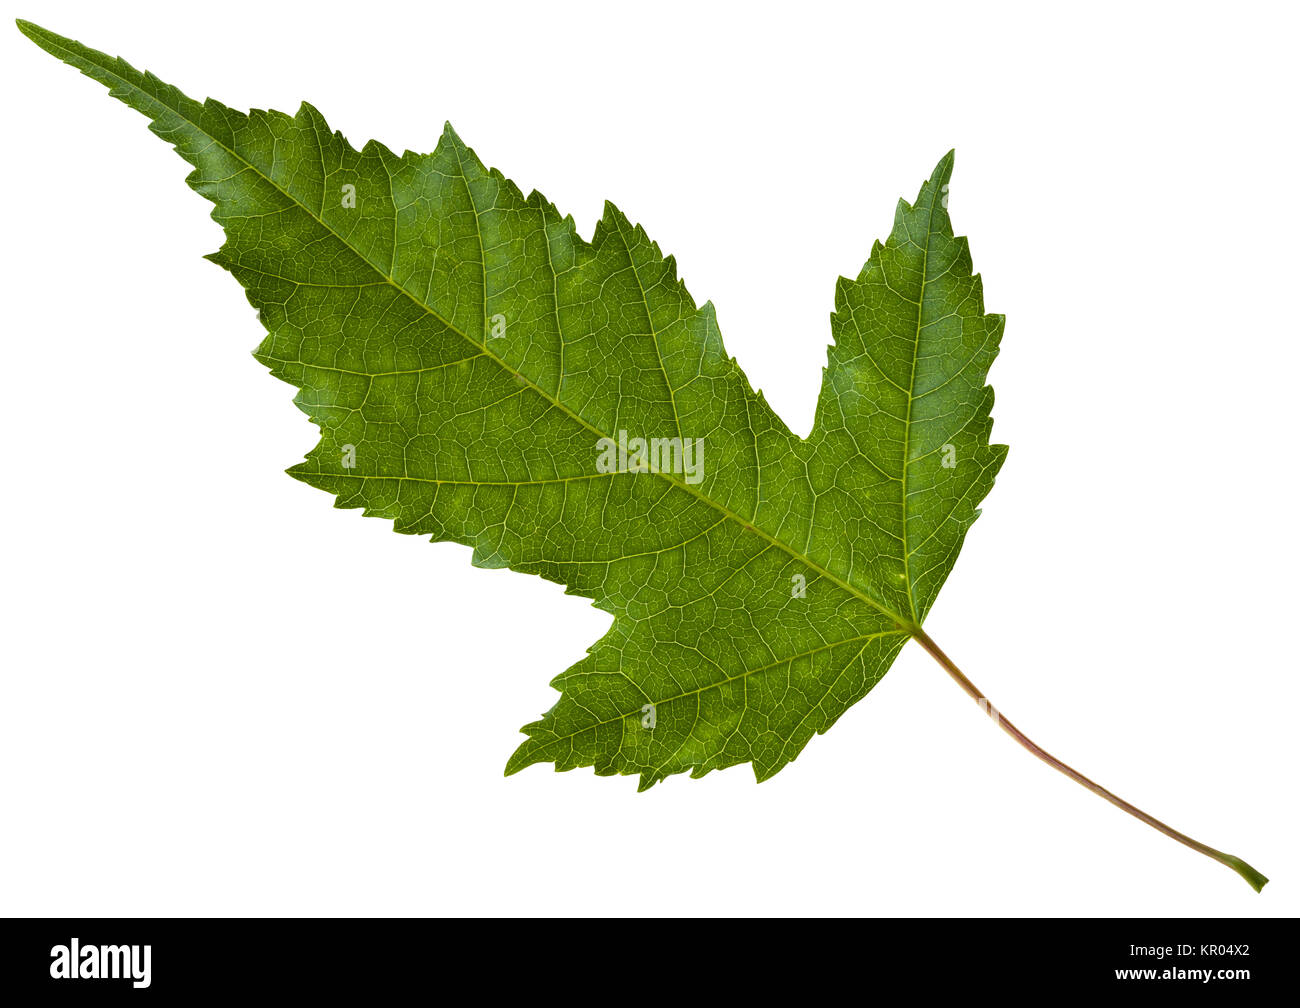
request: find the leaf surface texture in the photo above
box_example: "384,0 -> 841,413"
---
20,21 -> 1006,788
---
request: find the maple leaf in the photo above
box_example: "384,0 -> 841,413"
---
17,19 -> 1267,890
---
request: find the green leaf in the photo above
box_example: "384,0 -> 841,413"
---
16,19 -> 1004,789
19,19 -> 1272,892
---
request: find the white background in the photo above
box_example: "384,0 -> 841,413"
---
3,0 -> 1297,918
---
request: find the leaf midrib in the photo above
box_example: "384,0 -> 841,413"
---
899,189 -> 941,625
522,629 -> 907,753
52,32 -> 917,632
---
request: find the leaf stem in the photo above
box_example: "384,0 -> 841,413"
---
910,627 -> 1267,892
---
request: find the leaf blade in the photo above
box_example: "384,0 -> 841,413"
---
20,20 -> 1004,787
